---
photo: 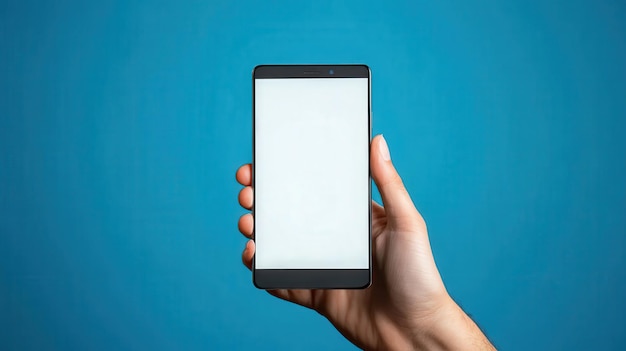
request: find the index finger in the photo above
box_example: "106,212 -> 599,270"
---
236,164 -> 252,186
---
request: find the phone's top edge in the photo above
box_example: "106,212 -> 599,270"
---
253,64 -> 370,79
254,64 -> 369,67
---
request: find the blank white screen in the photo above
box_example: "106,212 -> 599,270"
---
255,78 -> 369,269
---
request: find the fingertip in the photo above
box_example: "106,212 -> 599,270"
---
372,134 -> 384,143
238,213 -> 254,237
370,135 -> 389,176
236,164 -> 252,186
238,186 -> 253,209
370,138 -> 388,185
371,135 -> 383,157
242,240 -> 255,270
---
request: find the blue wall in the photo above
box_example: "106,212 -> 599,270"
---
1,1 -> 625,349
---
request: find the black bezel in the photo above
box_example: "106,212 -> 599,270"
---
253,64 -> 370,79
252,64 -> 372,289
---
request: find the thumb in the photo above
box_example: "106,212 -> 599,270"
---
371,135 -> 422,227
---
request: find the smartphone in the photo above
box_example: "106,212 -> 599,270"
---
252,64 -> 371,289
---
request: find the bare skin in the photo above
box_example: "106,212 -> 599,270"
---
236,135 -> 496,351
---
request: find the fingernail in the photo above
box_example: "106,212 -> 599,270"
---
379,135 -> 391,161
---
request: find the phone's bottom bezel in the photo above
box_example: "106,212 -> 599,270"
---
253,269 -> 371,289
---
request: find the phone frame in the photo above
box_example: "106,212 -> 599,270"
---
252,64 -> 372,289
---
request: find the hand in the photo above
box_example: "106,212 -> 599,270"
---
236,135 -> 495,351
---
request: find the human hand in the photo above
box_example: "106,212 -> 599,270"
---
236,135 -> 495,350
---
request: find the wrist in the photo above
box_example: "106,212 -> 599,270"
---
373,294 -> 456,351
378,295 -> 495,350
405,296 -> 495,351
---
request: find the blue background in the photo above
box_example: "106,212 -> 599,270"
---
1,0 -> 625,350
